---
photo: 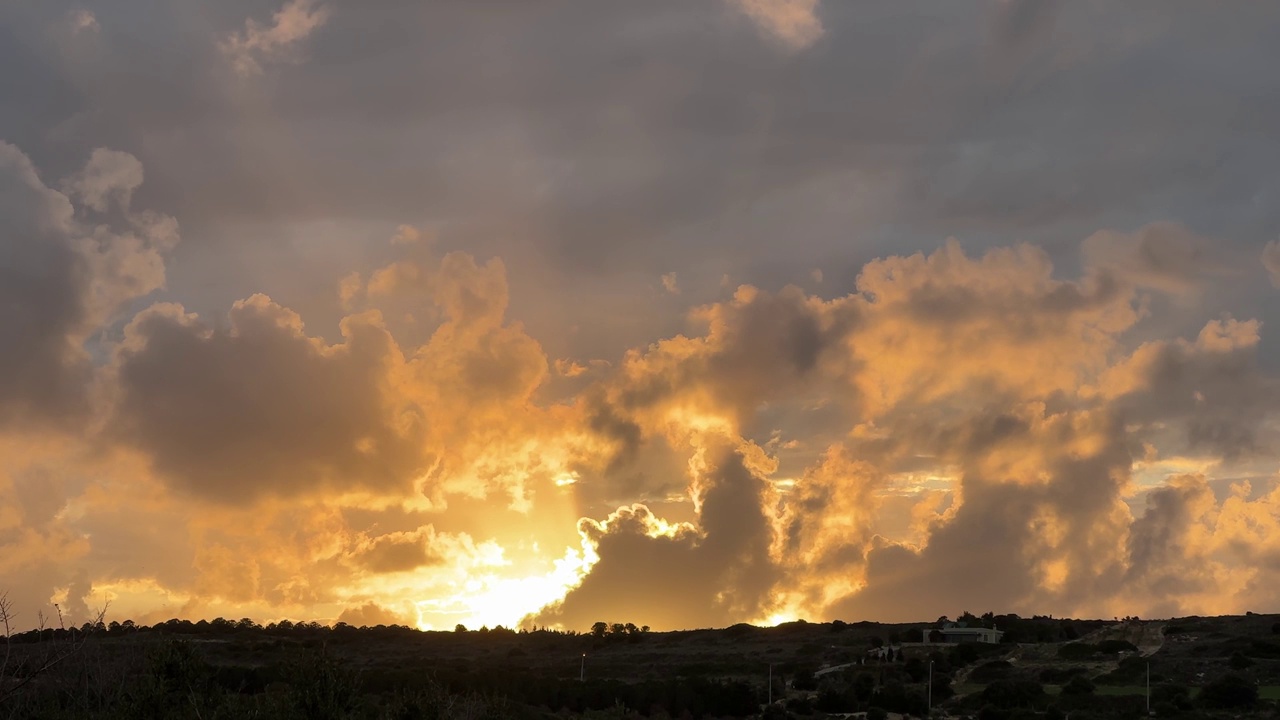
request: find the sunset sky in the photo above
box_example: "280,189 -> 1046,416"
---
3,1 -> 1280,633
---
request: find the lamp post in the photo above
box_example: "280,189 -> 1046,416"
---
768,663 -> 773,705
580,653 -> 586,682
928,660 -> 934,715
1145,660 -> 1150,715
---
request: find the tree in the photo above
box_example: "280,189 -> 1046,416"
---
792,667 -> 817,691
981,679 -> 1046,710
590,621 -> 608,638
1199,673 -> 1257,709
1229,651 -> 1255,670
454,624 -> 467,633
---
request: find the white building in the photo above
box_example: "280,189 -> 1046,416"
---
939,622 -> 1003,644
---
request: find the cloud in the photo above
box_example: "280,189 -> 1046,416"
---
0,142 -> 175,429
109,297 -> 426,504
220,0 -> 332,76
347,527 -> 445,574
729,0 -> 824,50
1081,222 -> 1214,295
661,272 -> 680,295
1102,316 -> 1275,461
5,0 -> 1280,632
534,447 -> 780,630
337,601 -> 413,628
61,148 -> 144,213
68,9 -> 99,35
1264,240 -> 1280,287
555,236 -> 1280,626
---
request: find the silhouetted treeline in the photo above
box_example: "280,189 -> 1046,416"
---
4,615 -> 585,645
1,635 -> 764,719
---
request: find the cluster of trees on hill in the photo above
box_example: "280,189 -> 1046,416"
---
5,615 -> 615,645
589,621 -> 651,637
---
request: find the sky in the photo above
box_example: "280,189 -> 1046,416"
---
2,0 -> 1280,633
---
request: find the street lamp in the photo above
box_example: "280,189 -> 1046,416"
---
580,653 -> 586,682
1145,661 -> 1150,715
928,660 -> 934,715
768,663 -> 773,705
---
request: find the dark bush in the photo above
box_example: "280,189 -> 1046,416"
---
1229,650 -> 1255,669
1061,674 -> 1095,696
1039,666 -> 1086,683
1094,656 -> 1156,686
1151,682 -> 1191,708
904,657 -> 927,682
1057,643 -> 1098,660
1096,639 -> 1139,655
981,679 -> 1046,710
1199,673 -> 1258,709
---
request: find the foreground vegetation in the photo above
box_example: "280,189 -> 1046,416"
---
5,601 -> 1280,718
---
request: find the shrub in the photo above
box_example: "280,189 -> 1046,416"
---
1199,673 -> 1258,709
1096,639 -> 1139,655
1061,674 -> 1095,696
1229,650 -> 1255,669
1057,643 -> 1098,660
1039,667 -> 1086,683
981,679 -> 1046,710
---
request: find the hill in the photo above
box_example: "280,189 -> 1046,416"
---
4,612 -> 1280,717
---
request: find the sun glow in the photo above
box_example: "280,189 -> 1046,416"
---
412,544 -> 596,630
760,610 -> 800,626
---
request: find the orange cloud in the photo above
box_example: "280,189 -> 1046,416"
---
6,142 -> 1280,632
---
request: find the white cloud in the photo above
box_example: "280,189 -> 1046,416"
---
661,272 -> 680,295
68,9 -> 99,35
729,0 -> 824,51
220,0 -> 332,76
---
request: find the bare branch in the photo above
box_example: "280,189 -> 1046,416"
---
0,595 -> 110,706
0,592 -> 12,688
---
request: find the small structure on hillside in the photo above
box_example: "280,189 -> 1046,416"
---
938,622 -> 1003,644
